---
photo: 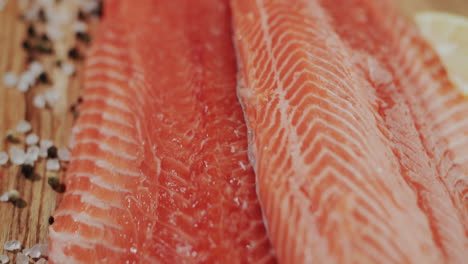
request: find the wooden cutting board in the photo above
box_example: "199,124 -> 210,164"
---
0,0 -> 466,258
0,0 -> 97,255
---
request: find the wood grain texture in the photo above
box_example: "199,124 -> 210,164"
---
0,0 -> 97,260
397,0 -> 468,17
0,0 -> 466,260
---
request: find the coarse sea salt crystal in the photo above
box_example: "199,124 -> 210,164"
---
62,63 -> 75,76
33,94 -> 46,108
72,21 -> 87,33
0,254 -> 8,264
24,157 -> 34,166
35,259 -> 46,264
3,240 -> 21,251
39,139 -> 53,158
29,244 -> 48,259
46,24 -> 64,41
3,72 -> 17,87
16,74 -> 32,92
0,0 -> 7,12
44,89 -> 60,106
46,159 -> 60,171
39,147 -> 48,158
38,0 -> 54,5
0,192 -> 9,202
80,1 -> 98,12
58,148 -> 70,161
29,247 -> 40,259
28,61 -> 44,77
0,190 -> 19,202
9,147 -> 26,165
0,152 -> 8,165
25,146 -> 40,163
15,253 -> 28,264
16,120 -> 32,134
23,7 -> 38,21
40,139 -> 53,149
25,133 -> 39,145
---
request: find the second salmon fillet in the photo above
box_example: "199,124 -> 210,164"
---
231,0 -> 468,263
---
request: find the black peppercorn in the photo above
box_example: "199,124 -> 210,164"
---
76,32 -> 91,44
47,146 -> 58,158
38,8 -> 47,22
21,164 -> 34,178
27,24 -> 36,37
22,40 -> 31,51
68,47 -> 82,60
38,72 -> 50,84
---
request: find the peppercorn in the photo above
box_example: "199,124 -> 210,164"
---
76,32 -> 91,44
27,24 -> 36,37
38,8 -> 47,22
38,72 -> 50,84
21,164 -> 34,178
47,146 -> 58,158
68,47 -> 82,60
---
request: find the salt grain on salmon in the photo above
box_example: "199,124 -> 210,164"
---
16,120 -> 32,134
9,147 -> 26,165
3,72 -> 17,87
35,259 -> 46,264
3,240 -> 21,251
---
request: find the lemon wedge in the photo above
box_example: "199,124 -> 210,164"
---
415,12 -> 468,95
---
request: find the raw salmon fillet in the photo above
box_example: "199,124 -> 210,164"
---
231,0 -> 468,263
49,0 -> 275,263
